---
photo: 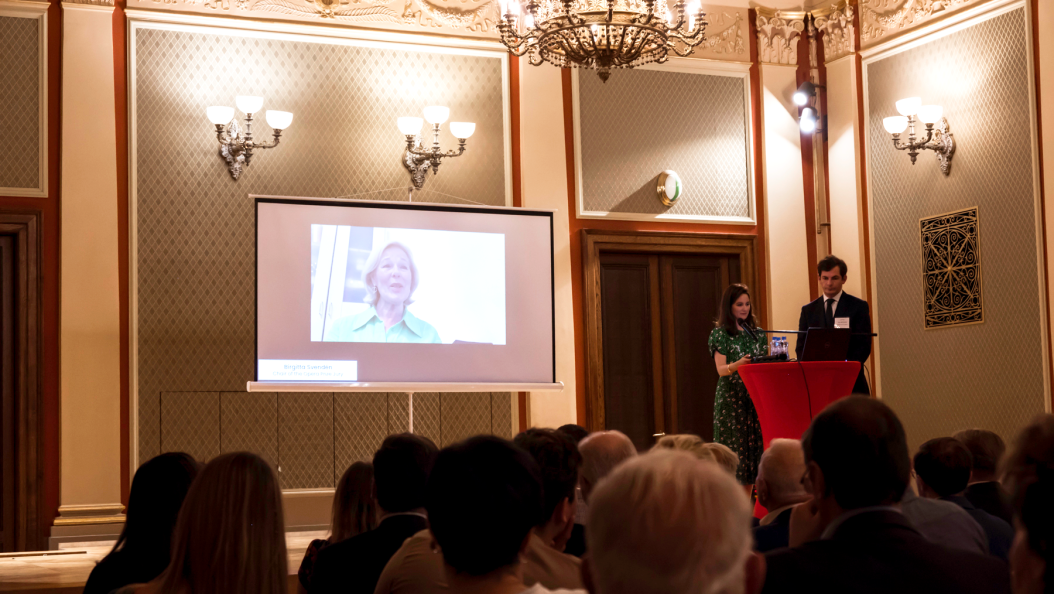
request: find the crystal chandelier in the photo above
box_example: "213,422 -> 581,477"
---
497,0 -> 708,82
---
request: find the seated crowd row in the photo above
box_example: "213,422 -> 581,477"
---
84,397 -> 1054,594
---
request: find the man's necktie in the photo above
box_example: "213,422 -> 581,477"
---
825,298 -> 835,328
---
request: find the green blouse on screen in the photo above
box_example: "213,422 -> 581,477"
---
325,306 -> 441,343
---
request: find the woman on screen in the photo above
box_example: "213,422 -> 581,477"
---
325,241 -> 442,343
708,283 -> 766,492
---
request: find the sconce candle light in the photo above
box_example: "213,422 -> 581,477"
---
399,106 -> 475,190
207,95 -> 293,179
883,96 -> 955,175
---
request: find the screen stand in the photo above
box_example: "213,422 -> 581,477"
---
408,392 -> 414,433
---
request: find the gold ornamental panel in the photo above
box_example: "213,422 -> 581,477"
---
920,207 -> 983,329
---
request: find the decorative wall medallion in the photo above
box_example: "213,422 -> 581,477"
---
860,0 -> 980,45
814,2 -> 855,62
756,10 -> 806,65
920,207 -> 982,329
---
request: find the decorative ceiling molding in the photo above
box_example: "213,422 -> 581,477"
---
64,0 -> 115,5
859,0 -> 982,46
125,0 -> 499,37
756,9 -> 806,65
813,2 -> 855,62
700,10 -> 748,57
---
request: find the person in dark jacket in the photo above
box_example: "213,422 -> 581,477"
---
83,453 -> 199,594
310,433 -> 438,594
955,428 -> 1014,524
761,397 -> 1010,594
753,438 -> 810,552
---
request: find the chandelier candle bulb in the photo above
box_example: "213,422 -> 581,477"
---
265,110 -> 294,130
235,95 -> 264,115
895,97 -> 922,116
207,106 -> 235,126
423,106 -> 450,125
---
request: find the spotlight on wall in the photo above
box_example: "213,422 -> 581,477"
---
399,106 -> 475,190
793,81 -> 823,107
882,96 -> 955,175
206,96 -> 293,180
799,107 -> 818,134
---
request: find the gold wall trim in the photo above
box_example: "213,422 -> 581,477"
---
54,504 -> 126,526
920,207 -> 983,329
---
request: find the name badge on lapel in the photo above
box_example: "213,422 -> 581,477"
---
834,317 -> 850,329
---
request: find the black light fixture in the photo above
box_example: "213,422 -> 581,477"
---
800,107 -> 818,133
793,81 -> 822,107
794,81 -> 826,134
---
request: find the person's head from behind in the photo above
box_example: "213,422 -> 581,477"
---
1002,414 -> 1054,594
816,255 -> 848,298
112,452 -> 199,567
913,437 -> 972,498
363,241 -> 419,308
954,428 -> 1007,483
426,436 -> 542,580
703,443 -> 740,478
652,434 -> 713,462
157,452 -> 287,594
756,439 -> 809,512
717,284 -> 756,336
587,450 -> 763,594
558,423 -> 590,445
330,461 -> 377,543
514,428 -> 582,544
579,430 -> 637,502
373,433 -> 438,514
801,396 -> 910,516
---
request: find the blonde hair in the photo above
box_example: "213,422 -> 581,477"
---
154,452 -> 288,594
588,450 -> 752,594
702,442 -> 740,477
330,461 -> 377,543
362,241 -> 419,306
651,434 -> 715,463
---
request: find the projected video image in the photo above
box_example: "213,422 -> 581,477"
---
310,225 -> 506,345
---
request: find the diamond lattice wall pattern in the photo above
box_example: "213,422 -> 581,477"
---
866,7 -> 1046,451
134,25 -> 512,481
0,16 -> 40,190
577,68 -> 751,219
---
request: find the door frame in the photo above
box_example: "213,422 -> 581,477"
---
0,212 -> 44,550
581,230 -> 759,431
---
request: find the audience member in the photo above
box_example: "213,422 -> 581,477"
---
115,451 -> 288,594
310,434 -> 437,594
297,461 -> 377,594
652,434 -> 716,462
955,428 -> 1014,524
899,486 -> 988,554
565,430 -> 637,557
512,428 -> 586,588
703,442 -> 741,478
558,424 -> 590,445
753,439 -> 810,552
83,453 -> 199,594
914,437 -> 1014,559
557,423 -> 591,557
426,435 -> 585,594
587,449 -> 764,594
762,397 -> 1010,594
1002,414 -> 1054,594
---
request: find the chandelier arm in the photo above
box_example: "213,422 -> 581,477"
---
253,133 -> 282,150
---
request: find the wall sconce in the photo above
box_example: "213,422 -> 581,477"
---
398,106 -> 475,190
882,97 -> 955,176
206,96 -> 293,180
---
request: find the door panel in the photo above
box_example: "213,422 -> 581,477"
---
0,236 -> 15,552
598,253 -> 659,451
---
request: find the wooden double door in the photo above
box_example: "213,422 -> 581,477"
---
582,231 -> 758,451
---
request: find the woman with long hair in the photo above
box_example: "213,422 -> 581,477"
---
116,451 -> 288,594
708,283 -> 767,490
296,461 -> 378,593
83,453 -> 199,594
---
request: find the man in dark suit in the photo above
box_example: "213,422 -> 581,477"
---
753,438 -> 810,552
310,433 -> 438,594
796,255 -> 872,395
953,428 -> 1014,524
913,437 -> 1014,559
761,397 -> 1010,594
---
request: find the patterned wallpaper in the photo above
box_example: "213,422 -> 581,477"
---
577,67 -> 753,220
0,16 -> 40,191
866,7 -> 1046,451
133,25 -> 512,483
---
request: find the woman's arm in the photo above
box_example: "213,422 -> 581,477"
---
714,352 -> 752,376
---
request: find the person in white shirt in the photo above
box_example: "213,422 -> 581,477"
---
586,450 -> 765,594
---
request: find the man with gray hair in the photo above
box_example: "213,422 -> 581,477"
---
753,439 -> 810,552
586,450 -> 765,594
564,430 -> 637,557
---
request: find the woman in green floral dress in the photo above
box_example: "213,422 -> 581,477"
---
708,283 -> 767,487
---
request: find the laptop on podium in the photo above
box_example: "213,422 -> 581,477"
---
799,328 -> 852,362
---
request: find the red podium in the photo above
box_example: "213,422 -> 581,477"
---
738,361 -> 861,448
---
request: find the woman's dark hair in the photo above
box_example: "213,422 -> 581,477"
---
1003,414 -> 1054,594
108,452 -> 199,567
426,436 -> 542,576
330,462 -> 377,543
155,452 -> 288,594
716,283 -> 756,336
913,437 -> 972,497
